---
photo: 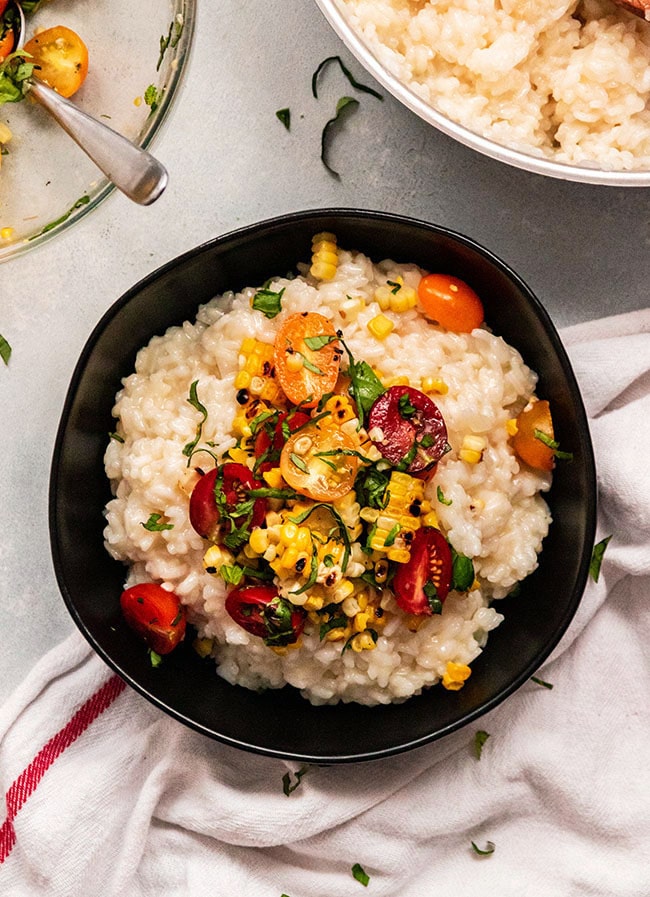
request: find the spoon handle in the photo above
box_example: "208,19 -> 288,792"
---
29,80 -> 168,206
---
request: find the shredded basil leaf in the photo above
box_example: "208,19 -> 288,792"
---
474,730 -> 490,760
437,485 -> 452,506
471,841 -> 495,856
342,629 -> 377,654
589,535 -> 612,583
340,339 -> 385,427
423,581 -> 442,614
320,96 -> 359,178
275,107 -> 291,130
354,464 -> 390,510
290,453 -> 309,474
28,195 -> 90,240
157,16 -> 184,71
304,334 -> 339,351
533,428 -> 574,461
182,381 -> 208,461
383,523 -> 400,547
141,513 -> 174,532
108,431 -> 124,443
387,280 -> 401,294
299,354 -> 324,375
312,55 -> 383,101
144,84 -> 164,114
0,51 -> 35,106
289,502 -> 351,571
247,487 -> 300,500
319,614 -> 347,640
282,764 -> 310,796
252,287 -> 285,319
148,649 -> 162,668
530,675 -> 553,689
450,547 -> 475,592
0,333 -> 12,366
351,863 -> 370,886
220,565 -> 244,585
398,393 -> 417,418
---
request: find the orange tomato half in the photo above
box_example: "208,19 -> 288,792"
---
512,399 -> 555,472
273,312 -> 341,408
0,28 -> 14,63
23,25 -> 89,98
417,274 -> 484,333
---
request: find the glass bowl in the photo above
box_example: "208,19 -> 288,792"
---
315,0 -> 650,187
0,0 -> 195,262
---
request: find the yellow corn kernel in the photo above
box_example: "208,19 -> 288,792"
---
240,337 -> 256,355
463,435 -> 487,453
271,638 -> 302,656
312,239 -> 337,255
356,591 -> 369,612
350,631 -> 377,652
471,578 -> 481,591
325,627 -> 348,642
193,637 -> 213,658
228,447 -> 250,465
0,227 -> 13,240
312,231 -> 337,244
422,510 -> 440,528
311,261 -> 337,281
285,351 -> 304,372
405,614 -> 427,632
353,612 -> 369,633
248,528 -> 269,555
387,547 -> 411,564
506,418 -> 519,437
203,544 -> 234,573
303,594 -> 324,612
324,394 -> 356,425
259,380 -> 285,405
367,314 -> 394,341
442,662 -> 472,691
295,527 -> 312,553
383,375 -> 410,388
281,547 -> 299,570
459,449 -> 481,464
422,376 -> 448,395
234,370 -> 252,390
339,296 -> 364,323
333,580 -> 355,601
280,523 -> 298,544
312,249 -> 338,268
389,286 -> 417,313
374,284 -> 393,311
262,467 -> 284,489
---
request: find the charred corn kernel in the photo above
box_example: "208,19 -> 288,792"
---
342,596 -> 361,616
367,314 -> 394,341
325,627 -> 348,642
286,351 -> 304,372
262,467 -> 284,489
422,510 -> 440,528
249,376 -> 265,395
203,544 -> 234,573
353,612 -> 369,633
310,232 -> 338,281
0,227 -> 13,240
470,498 -> 485,512
235,370 -> 252,390
248,528 -> 269,555
360,507 -> 380,523
303,594 -> 324,612
506,418 -> 519,436
193,637 -> 213,658
296,528 -> 312,552
442,662 -> 472,691
387,547 -> 411,563
367,471 -> 425,557
350,631 -> 377,652
374,559 -> 389,583
324,394 -> 356,425
422,376 -> 448,395
280,523 -> 298,544
333,580 -> 355,602
228,447 -> 250,465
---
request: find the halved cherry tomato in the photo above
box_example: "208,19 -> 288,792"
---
368,385 -> 448,473
280,419 -> 359,501
253,410 -> 311,473
0,27 -> 14,62
273,312 -> 341,408
225,585 -> 306,646
23,26 -> 89,98
120,582 -> 186,655
417,274 -> 484,333
0,1 -> 10,16
189,462 -> 267,540
512,399 -> 555,472
393,527 -> 452,616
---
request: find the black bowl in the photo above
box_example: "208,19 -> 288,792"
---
50,209 -> 597,763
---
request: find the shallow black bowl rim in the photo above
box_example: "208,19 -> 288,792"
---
49,208 -> 597,762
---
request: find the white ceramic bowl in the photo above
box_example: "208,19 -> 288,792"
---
315,0 -> 650,187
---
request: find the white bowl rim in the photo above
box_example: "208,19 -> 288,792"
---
315,0 -> 650,187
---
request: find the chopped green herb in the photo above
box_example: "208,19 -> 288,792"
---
319,614 -> 347,639
312,55 -> 383,101
304,334 -> 340,351
299,354 -> 324,375
148,649 -> 162,668
141,513 -> 174,532
0,333 -> 12,366
474,730 -> 490,760
351,863 -> 370,886
533,428 -> 573,461
247,487 -> 300,500
383,523 -> 400,547
28,195 -> 90,240
323,554 -> 335,567
290,545 -> 320,596
423,581 -> 442,614
589,535 -> 612,583
420,434 -> 434,448
182,380 -> 208,461
289,502 -> 351,571
282,764 -> 310,796
252,287 -> 285,319
471,841 -> 495,856
276,107 -> 291,130
341,340 -> 385,427
397,440 -> 418,471
321,95 -> 359,178
290,453 -> 309,474
157,16 -> 184,71
0,51 -> 35,106
354,464 -> 390,510
530,675 -> 553,689
387,279 -> 401,293
220,565 -> 244,586
450,547 -> 475,592
398,393 -> 417,418
437,485 -> 452,506
343,629 -> 377,654
108,431 -> 124,443
249,409 -> 277,436
144,83 -> 164,114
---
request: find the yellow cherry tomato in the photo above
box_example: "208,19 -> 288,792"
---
280,420 -> 359,501
23,26 -> 89,98
417,274 -> 484,333
512,399 -> 555,471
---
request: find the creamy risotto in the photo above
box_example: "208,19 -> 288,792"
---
337,0 -> 650,169
104,235 -> 555,706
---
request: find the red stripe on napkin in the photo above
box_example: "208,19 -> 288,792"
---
0,674 -> 126,864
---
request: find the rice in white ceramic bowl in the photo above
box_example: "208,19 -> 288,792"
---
337,0 -> 650,170
103,243 -> 552,706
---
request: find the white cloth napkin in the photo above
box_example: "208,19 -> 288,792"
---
2,309 -> 649,897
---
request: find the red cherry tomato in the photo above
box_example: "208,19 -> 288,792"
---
368,386 -> 449,473
253,410 -> 311,473
0,1 -> 11,15
225,585 -> 306,646
189,462 -> 267,540
0,27 -> 14,62
393,527 -> 452,616
417,274 -> 484,333
120,583 -> 186,655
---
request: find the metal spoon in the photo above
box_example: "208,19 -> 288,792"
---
12,0 -> 167,205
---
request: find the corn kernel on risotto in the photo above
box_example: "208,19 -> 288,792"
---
104,243 -> 552,705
